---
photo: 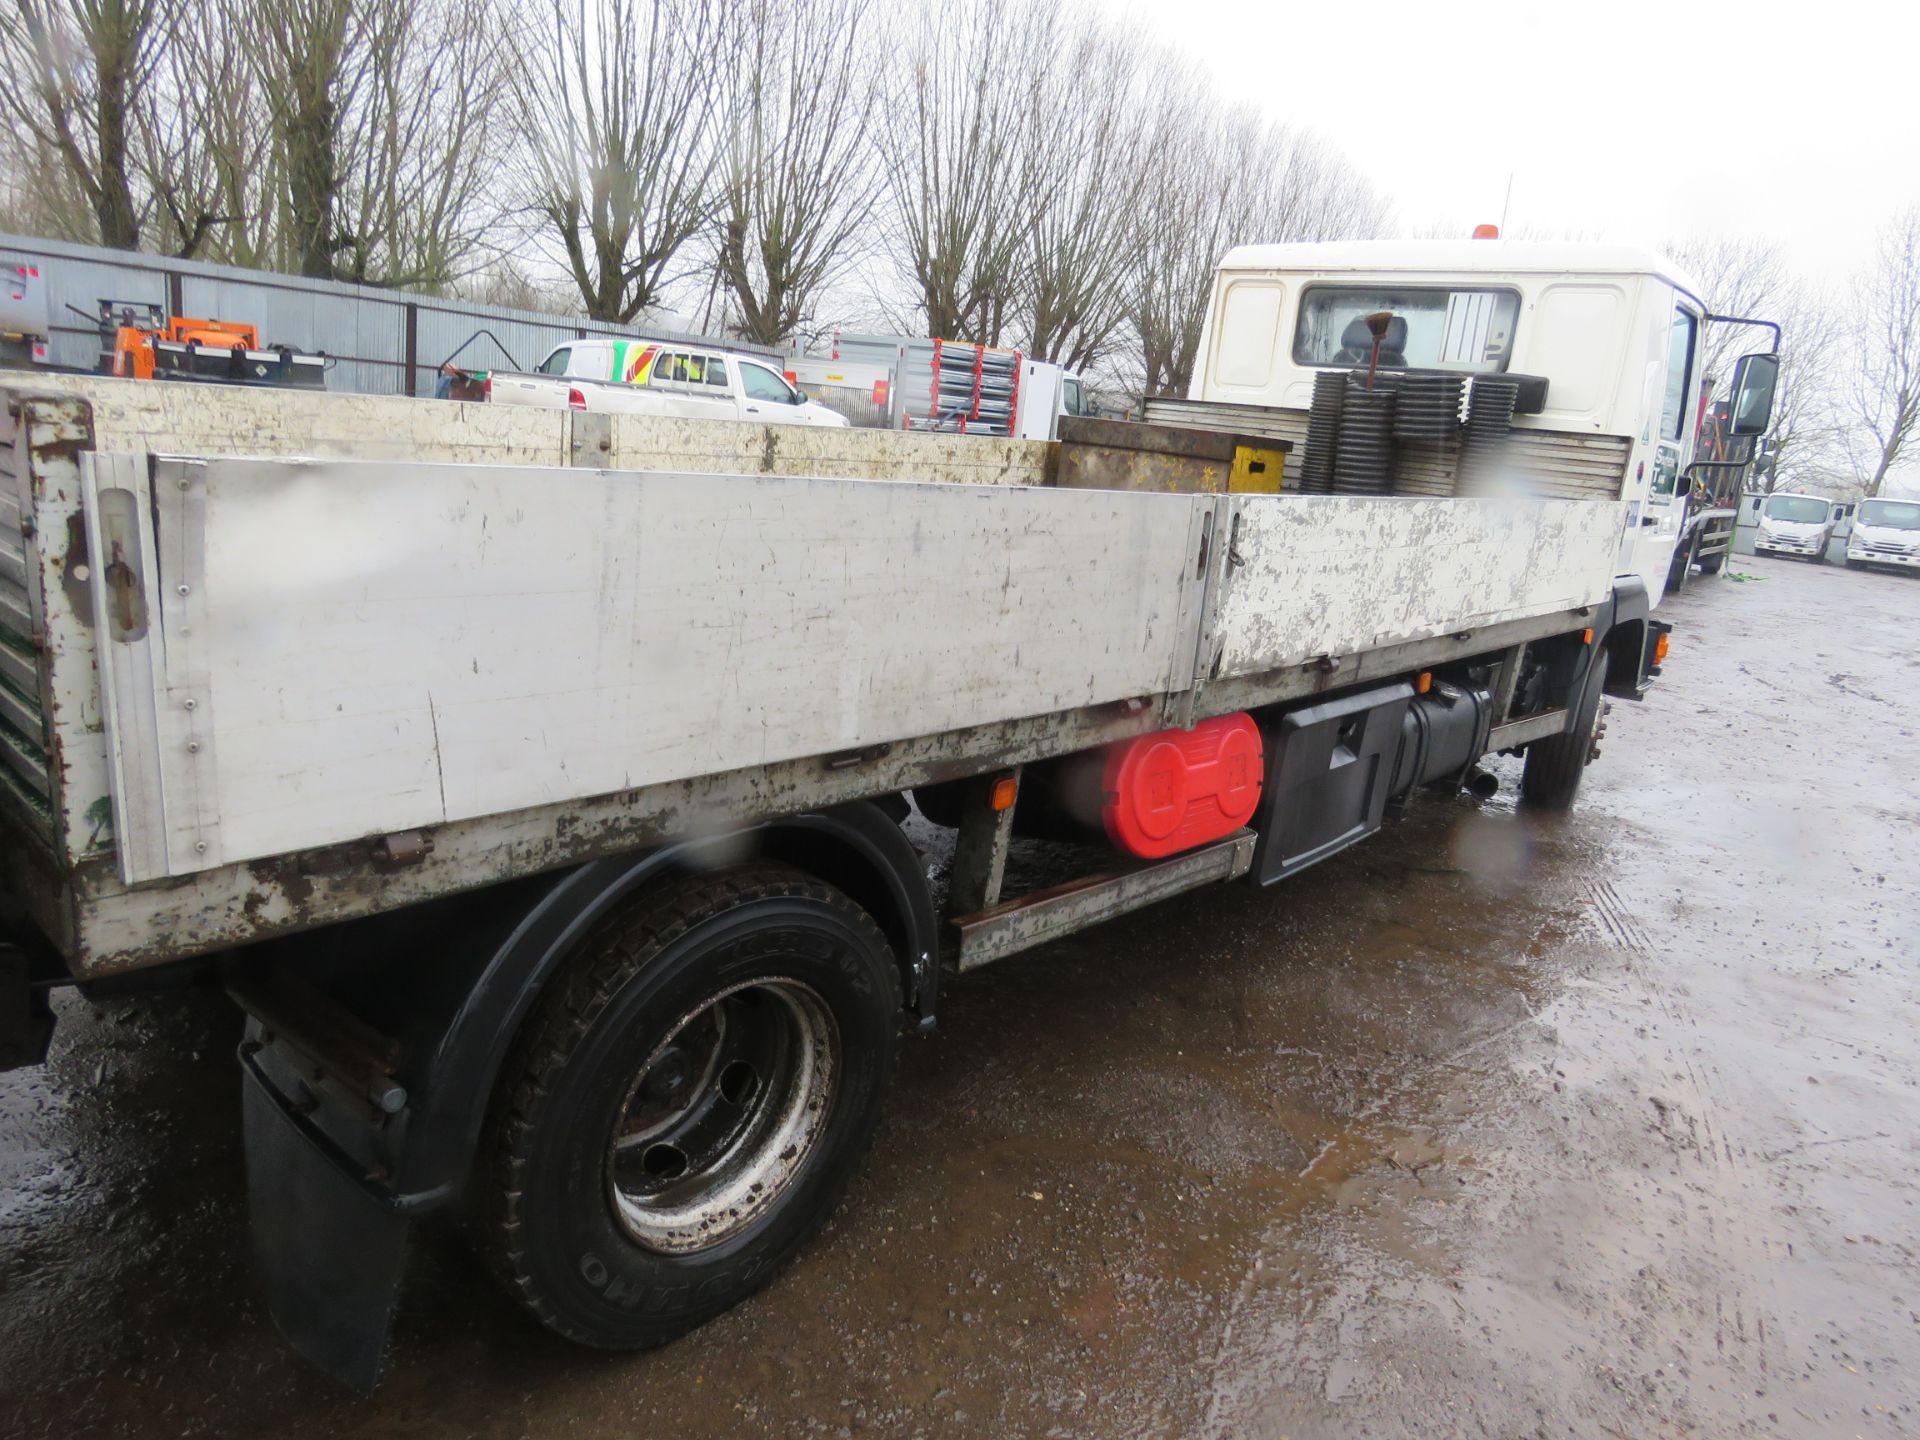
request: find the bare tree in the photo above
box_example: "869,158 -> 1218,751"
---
880,2 -> 1036,343
714,0 -> 880,346
1664,234 -> 1794,394
511,0 -> 728,324
140,1 -> 278,263
1837,204 -> 1920,498
330,0 -> 506,286
1254,127 -> 1387,246
1133,98 -> 1383,398
1132,94 -> 1235,397
1016,17 -> 1152,371
0,0 -> 172,248
135,0 -> 504,283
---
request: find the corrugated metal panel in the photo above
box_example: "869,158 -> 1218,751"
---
0,407 -> 52,831
1145,397 -> 1628,501
0,230 -> 776,396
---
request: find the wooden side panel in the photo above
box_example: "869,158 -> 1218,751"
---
105,458 -> 1201,876
1209,495 -> 1620,681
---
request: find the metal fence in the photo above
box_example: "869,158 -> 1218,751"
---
0,231 -> 772,396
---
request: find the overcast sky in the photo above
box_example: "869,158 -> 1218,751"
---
1102,0 -> 1918,283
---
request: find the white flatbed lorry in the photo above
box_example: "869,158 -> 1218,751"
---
0,240 -> 1779,1389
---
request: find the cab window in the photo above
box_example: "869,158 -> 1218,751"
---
1660,308 -> 1697,442
1062,377 -> 1086,416
648,352 -> 686,387
741,363 -> 795,403
1293,286 -> 1520,373
538,347 -> 572,375
704,357 -> 728,387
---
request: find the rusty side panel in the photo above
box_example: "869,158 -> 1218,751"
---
24,396 -> 114,878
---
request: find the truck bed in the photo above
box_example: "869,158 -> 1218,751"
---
1,378 -> 1619,976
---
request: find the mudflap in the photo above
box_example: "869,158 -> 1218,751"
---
241,1052 -> 411,1392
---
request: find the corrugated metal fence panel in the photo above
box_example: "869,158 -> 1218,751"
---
9,245 -> 170,370
0,231 -> 772,396
410,304 -> 601,393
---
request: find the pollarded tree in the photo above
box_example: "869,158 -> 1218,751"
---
0,0 -> 174,248
1837,204 -> 1920,498
715,0 -> 882,347
879,1 -> 1038,343
512,0 -> 729,324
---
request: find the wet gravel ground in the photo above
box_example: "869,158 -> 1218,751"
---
3,552 -> 1918,1439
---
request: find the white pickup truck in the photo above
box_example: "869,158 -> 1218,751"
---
482,337 -> 850,427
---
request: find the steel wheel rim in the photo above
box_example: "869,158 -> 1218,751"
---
607,977 -> 838,1254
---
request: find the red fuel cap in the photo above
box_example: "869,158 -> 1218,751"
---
1101,712 -> 1264,859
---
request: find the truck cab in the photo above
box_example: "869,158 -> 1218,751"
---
1754,492 -> 1845,562
1187,239 -> 1777,607
1845,496 -> 1920,571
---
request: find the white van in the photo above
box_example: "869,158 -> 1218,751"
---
1754,492 -> 1845,562
485,338 -> 851,428
1845,496 -> 1920,571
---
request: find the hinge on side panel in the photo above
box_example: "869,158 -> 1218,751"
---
569,411 -> 613,465
1194,508 -> 1215,578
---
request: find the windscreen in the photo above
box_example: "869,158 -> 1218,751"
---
1293,286 -> 1520,373
1858,499 -> 1920,531
1763,495 -> 1831,524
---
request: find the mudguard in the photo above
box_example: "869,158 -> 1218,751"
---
236,799 -> 934,1389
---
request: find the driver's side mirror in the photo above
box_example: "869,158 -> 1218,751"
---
793,389 -> 808,404
1728,352 -> 1780,436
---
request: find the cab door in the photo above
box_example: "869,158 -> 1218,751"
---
1624,299 -> 1702,601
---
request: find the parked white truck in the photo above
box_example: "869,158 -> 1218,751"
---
1844,495 -> 1920,571
1754,491 -> 1847,562
477,336 -> 851,428
788,333 -> 1091,439
0,239 -> 1779,1391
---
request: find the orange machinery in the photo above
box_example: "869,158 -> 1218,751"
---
98,301 -> 327,389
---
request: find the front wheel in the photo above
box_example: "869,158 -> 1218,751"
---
1666,537 -> 1692,593
1520,647 -> 1610,812
479,863 -> 901,1350
1698,550 -> 1726,575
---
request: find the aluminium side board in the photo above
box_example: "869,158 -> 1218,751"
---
1,380 -> 1617,976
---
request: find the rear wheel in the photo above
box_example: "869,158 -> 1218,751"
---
1698,549 -> 1725,575
1520,647 -> 1610,812
480,863 -> 900,1350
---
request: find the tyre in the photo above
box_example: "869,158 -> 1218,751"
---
1666,538 -> 1691,593
480,862 -> 901,1350
1520,647 -> 1610,812
1698,550 -> 1725,575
